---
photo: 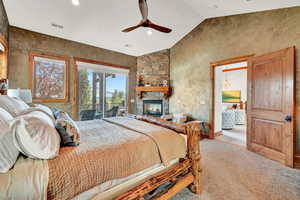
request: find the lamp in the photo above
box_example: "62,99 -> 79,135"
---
223,79 -> 231,90
0,43 -> 4,52
7,89 -> 32,103
0,79 -> 8,95
223,67 -> 231,90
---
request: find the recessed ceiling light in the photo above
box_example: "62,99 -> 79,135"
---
125,44 -> 132,48
72,0 -> 80,6
147,29 -> 153,35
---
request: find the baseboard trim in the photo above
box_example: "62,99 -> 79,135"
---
200,134 -> 209,140
214,131 -> 222,137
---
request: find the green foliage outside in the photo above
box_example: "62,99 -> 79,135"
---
107,89 -> 125,110
78,70 -> 92,110
78,70 -> 125,112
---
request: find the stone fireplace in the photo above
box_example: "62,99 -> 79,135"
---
143,100 -> 163,117
136,91 -> 169,116
136,49 -> 170,116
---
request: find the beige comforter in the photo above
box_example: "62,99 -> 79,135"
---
104,117 -> 186,165
0,117 -> 186,200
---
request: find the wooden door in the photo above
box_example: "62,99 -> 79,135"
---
247,47 -> 295,167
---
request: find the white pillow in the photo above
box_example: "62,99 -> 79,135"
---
10,110 -> 61,159
0,108 -> 19,173
33,104 -> 55,120
19,107 -> 55,122
0,95 -> 29,117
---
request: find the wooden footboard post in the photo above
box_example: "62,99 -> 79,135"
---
186,122 -> 202,194
114,116 -> 202,199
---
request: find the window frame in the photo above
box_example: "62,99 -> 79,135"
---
73,57 -> 131,120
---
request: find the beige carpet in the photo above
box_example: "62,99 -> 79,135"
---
217,125 -> 246,147
171,139 -> 300,200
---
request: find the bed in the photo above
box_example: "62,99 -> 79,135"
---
0,101 -> 202,200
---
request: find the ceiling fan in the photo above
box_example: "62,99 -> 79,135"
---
122,0 -> 172,33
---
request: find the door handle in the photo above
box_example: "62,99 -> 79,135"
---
285,115 -> 292,122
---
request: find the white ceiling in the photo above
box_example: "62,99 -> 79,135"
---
3,0 -> 300,56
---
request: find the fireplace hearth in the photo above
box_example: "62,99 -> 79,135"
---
143,100 -> 163,117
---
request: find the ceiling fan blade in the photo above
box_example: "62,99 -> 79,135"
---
139,0 -> 148,22
122,0 -> 172,34
148,21 -> 172,33
122,24 -> 142,32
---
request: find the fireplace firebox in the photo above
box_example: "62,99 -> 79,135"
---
143,100 -> 163,117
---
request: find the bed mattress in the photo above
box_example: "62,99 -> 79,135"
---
73,159 -> 179,200
0,117 -> 186,200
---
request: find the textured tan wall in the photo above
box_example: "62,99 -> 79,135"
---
0,0 -> 8,40
8,26 -> 137,116
169,6 -> 300,152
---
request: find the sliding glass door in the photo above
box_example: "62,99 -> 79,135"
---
105,73 -> 128,117
77,62 -> 128,121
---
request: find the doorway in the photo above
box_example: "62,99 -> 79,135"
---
212,55 -> 251,147
211,47 -> 296,167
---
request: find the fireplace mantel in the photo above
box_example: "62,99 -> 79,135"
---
136,86 -> 171,99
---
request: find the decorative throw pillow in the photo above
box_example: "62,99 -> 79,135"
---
0,95 -> 29,117
10,110 -> 61,159
52,109 -> 80,146
0,108 -> 19,173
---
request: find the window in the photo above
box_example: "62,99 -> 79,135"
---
77,61 -> 129,120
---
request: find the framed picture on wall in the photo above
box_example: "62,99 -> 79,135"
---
29,51 -> 69,103
222,90 -> 241,103
0,34 -> 8,79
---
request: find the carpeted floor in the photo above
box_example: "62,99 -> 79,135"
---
171,139 -> 300,200
217,125 -> 246,147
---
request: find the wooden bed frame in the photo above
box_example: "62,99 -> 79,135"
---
115,120 -> 202,200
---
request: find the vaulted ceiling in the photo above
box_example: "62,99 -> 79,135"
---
3,0 -> 300,56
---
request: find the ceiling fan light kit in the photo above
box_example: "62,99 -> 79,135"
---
147,29 -> 153,35
122,0 -> 172,34
72,0 -> 80,6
